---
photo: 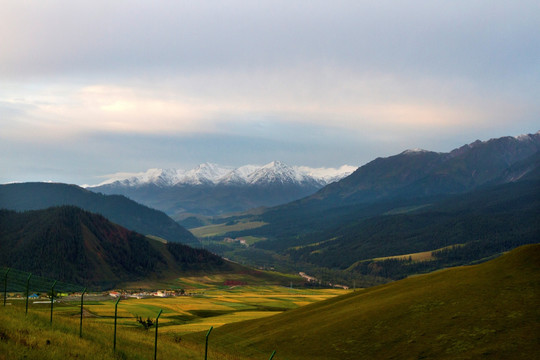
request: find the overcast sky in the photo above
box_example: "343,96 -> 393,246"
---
1,1 -> 539,185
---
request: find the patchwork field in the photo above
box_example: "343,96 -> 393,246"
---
7,286 -> 346,335
2,285 -> 347,359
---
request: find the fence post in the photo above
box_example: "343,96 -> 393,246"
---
269,350 -> 276,360
25,274 -> 32,315
154,309 -> 163,360
3,268 -> 10,306
113,296 -> 121,352
80,288 -> 87,338
50,280 -> 57,324
204,326 -> 213,360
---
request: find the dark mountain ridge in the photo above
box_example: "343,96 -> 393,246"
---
0,182 -> 198,245
0,206 -> 229,288
315,131 -> 540,205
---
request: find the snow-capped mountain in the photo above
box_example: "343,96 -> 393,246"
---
88,161 -> 356,218
93,161 -> 355,188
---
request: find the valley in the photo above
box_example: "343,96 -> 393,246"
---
182,133 -> 540,285
3,1 -> 539,358
1,244 -> 538,359
1,132 -> 539,359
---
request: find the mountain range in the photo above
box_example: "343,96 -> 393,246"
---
89,161 -> 355,218
0,182 -> 198,245
92,161 -> 355,187
197,132 -> 540,281
1,131 -> 538,286
312,131 -> 540,205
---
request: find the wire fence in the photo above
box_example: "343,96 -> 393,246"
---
1,266 -> 282,359
2,266 -> 86,335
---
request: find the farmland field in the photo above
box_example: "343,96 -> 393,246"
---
190,220 -> 267,238
2,285 -> 347,359
13,286 -> 347,335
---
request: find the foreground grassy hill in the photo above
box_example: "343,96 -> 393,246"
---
0,306 -> 205,360
189,244 -> 540,359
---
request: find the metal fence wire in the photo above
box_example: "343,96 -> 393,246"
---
2,266 -> 87,335
1,266 -> 282,359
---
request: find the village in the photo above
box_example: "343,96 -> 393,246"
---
3,288 -> 194,304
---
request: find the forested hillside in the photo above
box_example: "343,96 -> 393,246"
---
206,175 -> 540,282
0,206 -> 230,288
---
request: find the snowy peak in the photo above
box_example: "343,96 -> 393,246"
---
90,161 -> 356,189
216,165 -> 260,185
181,163 -> 231,185
96,168 -> 184,187
401,148 -> 430,155
297,164 -> 357,184
246,161 -> 307,185
514,131 -> 540,142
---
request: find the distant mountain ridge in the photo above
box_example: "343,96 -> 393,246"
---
89,161 -> 356,217
91,161 -> 355,188
0,182 -> 198,245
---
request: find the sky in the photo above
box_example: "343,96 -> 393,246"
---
1,1 -> 539,185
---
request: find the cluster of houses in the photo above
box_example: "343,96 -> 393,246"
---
223,237 -> 248,247
108,289 -> 188,299
6,293 -> 67,300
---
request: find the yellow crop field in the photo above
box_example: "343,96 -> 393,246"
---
44,286 -> 348,336
1,285 -> 347,359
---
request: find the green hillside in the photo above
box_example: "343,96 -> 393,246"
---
208,178 -> 539,282
192,244 -> 540,359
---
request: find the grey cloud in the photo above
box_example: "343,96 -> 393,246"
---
1,1 -> 539,185
1,1 -> 538,82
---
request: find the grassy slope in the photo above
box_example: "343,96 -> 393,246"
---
0,287 -> 344,360
200,244 -> 540,360
0,306 -> 203,360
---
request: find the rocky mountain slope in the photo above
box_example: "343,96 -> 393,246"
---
314,131 -> 540,205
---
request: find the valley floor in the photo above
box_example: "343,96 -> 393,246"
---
1,286 -> 346,360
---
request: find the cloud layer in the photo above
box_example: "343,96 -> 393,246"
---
1,1 -> 539,184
